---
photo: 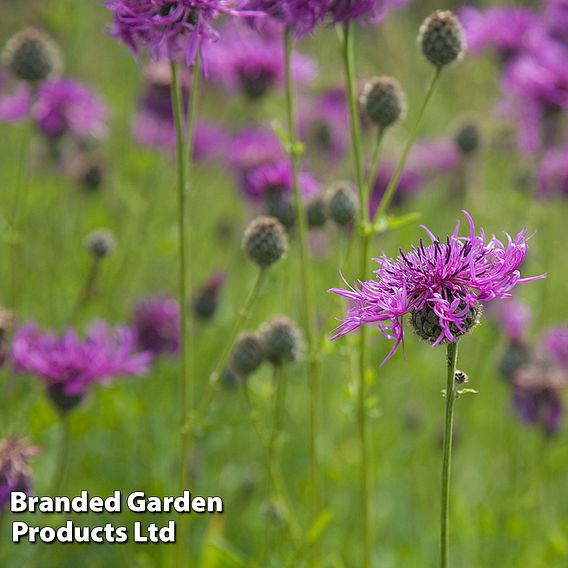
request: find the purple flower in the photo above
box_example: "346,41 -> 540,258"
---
105,0 -> 257,66
543,326 -> 568,370
132,296 -> 181,357
12,322 -> 150,404
133,62 -> 226,157
537,146 -> 568,199
34,79 -> 108,140
247,0 -> 330,37
328,0 -> 408,24
228,126 -> 285,174
206,21 -> 315,99
489,299 -> 532,344
0,437 -> 40,513
298,88 -> 348,160
368,161 -> 423,217
513,361 -> 567,435
243,159 -> 321,202
407,137 -> 460,178
330,211 -> 544,363
0,68 -> 31,122
459,6 -> 540,61
544,0 -> 568,43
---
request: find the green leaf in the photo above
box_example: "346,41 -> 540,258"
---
307,509 -> 334,544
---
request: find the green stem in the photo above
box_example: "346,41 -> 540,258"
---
441,341 -> 459,568
284,27 -> 321,511
372,68 -> 442,227
75,257 -> 101,315
190,269 -> 266,428
50,415 -> 71,497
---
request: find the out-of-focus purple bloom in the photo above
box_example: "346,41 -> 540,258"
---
544,0 -> 568,43
243,159 -> 321,203
228,126 -> 285,174
513,361 -> 567,435
489,299 -> 532,344
133,61 -> 227,158
206,21 -> 315,99
34,79 -> 108,140
543,326 -> 568,370
12,322 -> 151,401
132,296 -> 181,357
328,0 -> 408,24
299,88 -> 347,160
368,161 -> 423,217
407,138 -> 460,179
105,0 -> 257,67
330,211 -> 545,363
459,6 -> 540,61
537,146 -> 568,199
0,69 -> 31,122
247,0 -> 330,37
0,437 -> 40,513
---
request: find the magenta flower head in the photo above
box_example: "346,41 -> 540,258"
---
34,78 -> 108,141
545,0 -> 568,43
228,126 -> 285,174
132,296 -> 181,358
247,0 -> 330,37
543,326 -> 568,371
537,147 -> 568,199
330,211 -> 545,364
206,21 -> 315,99
12,322 -> 151,413
106,0 -> 258,66
490,299 -> 532,345
328,0 -> 408,24
0,437 -> 40,513
459,7 -> 540,62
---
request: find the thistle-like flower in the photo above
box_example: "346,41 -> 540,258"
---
106,0 -> 257,66
260,316 -> 304,365
360,76 -> 406,130
12,322 -> 152,413
242,216 -> 288,268
330,211 -> 545,363
328,0 -> 409,24
418,10 -> 466,69
231,331 -> 265,376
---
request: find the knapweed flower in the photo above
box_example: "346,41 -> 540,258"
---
544,0 -> 568,43
330,211 -> 544,363
132,296 -> 181,357
537,146 -> 568,199
513,361 -> 568,435
458,7 -> 540,62
418,10 -> 466,69
206,21 -> 315,99
106,0 -> 257,66
242,215 -> 288,268
12,322 -> 151,413
0,437 -> 40,513
298,88 -> 348,161
543,326 -> 568,370
0,68 -> 31,122
231,331 -> 265,376
228,126 -> 285,174
407,138 -> 460,179
34,78 -> 108,141
328,0 -> 409,24
133,61 -> 227,158
260,316 -> 304,365
326,180 -> 358,228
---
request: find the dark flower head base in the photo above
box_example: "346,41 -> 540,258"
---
330,211 -> 545,364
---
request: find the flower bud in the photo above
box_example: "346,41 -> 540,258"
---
85,229 -> 115,259
260,316 -> 304,366
326,181 -> 358,227
360,76 -> 406,130
411,301 -> 480,343
231,332 -> 265,377
306,194 -> 327,229
2,28 -> 62,84
192,272 -> 226,321
242,216 -> 288,269
418,11 -> 466,69
455,122 -> 480,156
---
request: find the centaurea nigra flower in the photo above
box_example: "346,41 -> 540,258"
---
330,211 -> 544,363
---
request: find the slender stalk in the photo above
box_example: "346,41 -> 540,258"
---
268,365 -> 286,468
190,269 -> 266,427
441,341 -> 459,568
284,27 -> 321,510
372,68 -> 442,226
50,415 -> 71,497
75,257 -> 101,314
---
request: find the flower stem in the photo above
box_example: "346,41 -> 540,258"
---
190,269 -> 266,427
372,68 -> 442,227
441,341 -> 459,568
75,257 -> 101,315
50,415 -> 71,497
284,27 -> 321,511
